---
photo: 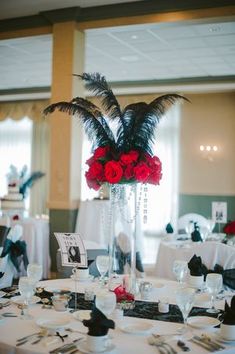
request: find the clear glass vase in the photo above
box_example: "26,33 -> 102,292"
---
108,183 -> 140,295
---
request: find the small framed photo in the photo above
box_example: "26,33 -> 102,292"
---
212,202 -> 227,224
54,233 -> 87,267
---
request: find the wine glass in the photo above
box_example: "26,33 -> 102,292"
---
175,287 -> 195,334
173,260 -> 188,284
206,273 -> 223,314
207,219 -> 215,236
96,255 -> 109,284
95,289 -> 116,316
27,263 -> 43,283
18,276 -> 35,319
185,221 -> 194,238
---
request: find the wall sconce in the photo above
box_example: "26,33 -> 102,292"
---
199,145 -> 218,162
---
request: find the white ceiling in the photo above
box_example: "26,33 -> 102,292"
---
0,2 -> 235,91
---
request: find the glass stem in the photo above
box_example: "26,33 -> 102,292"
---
211,294 -> 215,310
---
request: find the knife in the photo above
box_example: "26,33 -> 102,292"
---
190,337 -> 215,352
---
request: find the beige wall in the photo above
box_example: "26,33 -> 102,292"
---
180,92 -> 235,196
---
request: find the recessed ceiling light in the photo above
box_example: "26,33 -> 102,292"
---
209,26 -> 221,33
120,55 -> 139,62
131,35 -> 138,39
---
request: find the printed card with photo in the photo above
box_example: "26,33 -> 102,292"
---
54,232 -> 87,267
212,202 -> 227,223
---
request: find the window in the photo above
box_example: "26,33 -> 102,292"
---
0,117 -> 33,210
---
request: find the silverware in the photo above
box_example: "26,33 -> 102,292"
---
190,337 -> 215,352
31,335 -> 44,345
49,338 -> 82,354
0,301 -> 11,309
151,334 -> 177,354
17,331 -> 41,342
2,312 -> 17,317
196,335 -> 225,351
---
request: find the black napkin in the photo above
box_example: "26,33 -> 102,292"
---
188,254 -> 207,276
166,223 -> 174,234
0,226 -> 11,247
191,223 -> 202,242
222,296 -> 235,325
83,306 -> 115,336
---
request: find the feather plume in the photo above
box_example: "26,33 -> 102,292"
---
19,172 -> 45,198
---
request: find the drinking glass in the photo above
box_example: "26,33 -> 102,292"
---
206,273 -> 223,314
207,219 -> 215,235
96,255 -> 109,284
27,263 -> 43,283
95,289 -> 116,316
175,287 -> 195,334
173,260 -> 188,284
185,221 -> 194,238
18,276 -> 35,319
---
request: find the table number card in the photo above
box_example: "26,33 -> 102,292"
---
54,232 -> 87,267
212,202 -> 227,223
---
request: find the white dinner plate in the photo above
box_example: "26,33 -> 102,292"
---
73,310 -> 91,321
0,298 -> 10,305
214,333 -> 235,343
36,315 -> 71,329
77,339 -> 115,353
44,286 -> 72,293
11,295 -> 41,305
0,291 -> 6,298
187,316 -> 220,329
119,321 -> 153,334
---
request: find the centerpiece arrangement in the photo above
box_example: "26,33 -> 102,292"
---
44,72 -> 188,294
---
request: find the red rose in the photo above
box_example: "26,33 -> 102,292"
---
224,221 -> 235,235
94,146 -> 110,159
120,150 -> 139,165
85,175 -> 100,191
145,153 -> 161,168
148,168 -> 162,184
86,156 -> 95,166
87,161 -> 104,180
113,285 -> 134,302
104,160 -> 123,184
134,162 -> 151,182
123,164 -> 134,180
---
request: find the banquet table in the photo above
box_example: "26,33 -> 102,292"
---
0,216 -> 50,279
155,236 -> 235,280
0,276 -> 235,354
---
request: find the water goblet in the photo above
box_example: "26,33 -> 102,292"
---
95,289 -> 116,316
27,263 -> 43,283
96,255 -> 109,285
18,276 -> 35,319
206,273 -> 223,314
185,221 -> 194,238
173,260 -> 188,285
175,287 -> 195,335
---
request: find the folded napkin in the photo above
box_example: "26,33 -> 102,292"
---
191,223 -> 202,242
114,232 -> 144,275
222,296 -> 235,325
165,223 -> 174,234
188,254 -> 207,276
83,306 -> 115,336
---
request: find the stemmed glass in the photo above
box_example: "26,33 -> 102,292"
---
18,276 -> 36,319
95,289 -> 117,316
175,287 -> 195,335
27,263 -> 43,284
206,273 -> 223,314
173,260 -> 188,285
96,255 -> 109,285
185,221 -> 194,239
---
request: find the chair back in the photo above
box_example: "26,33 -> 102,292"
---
178,213 -> 209,233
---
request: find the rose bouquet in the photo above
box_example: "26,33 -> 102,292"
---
113,284 -> 135,310
44,73 -> 188,190
223,221 -> 235,236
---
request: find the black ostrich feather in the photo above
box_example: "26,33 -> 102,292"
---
43,99 -> 115,149
74,72 -> 122,122
44,73 -> 189,154
20,171 -> 45,198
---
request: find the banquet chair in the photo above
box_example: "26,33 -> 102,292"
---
178,213 -> 209,233
0,226 -> 11,247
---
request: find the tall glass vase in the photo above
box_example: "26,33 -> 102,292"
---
108,183 -> 140,295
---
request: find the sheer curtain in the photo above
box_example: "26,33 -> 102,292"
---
144,105 -> 180,235
0,117 -> 32,210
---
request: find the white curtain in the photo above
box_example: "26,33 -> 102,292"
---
30,119 -> 49,216
0,117 -> 32,210
143,105 -> 180,235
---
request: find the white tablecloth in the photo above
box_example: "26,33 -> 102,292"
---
155,238 -> 235,280
0,277 -> 234,354
0,217 -> 50,279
